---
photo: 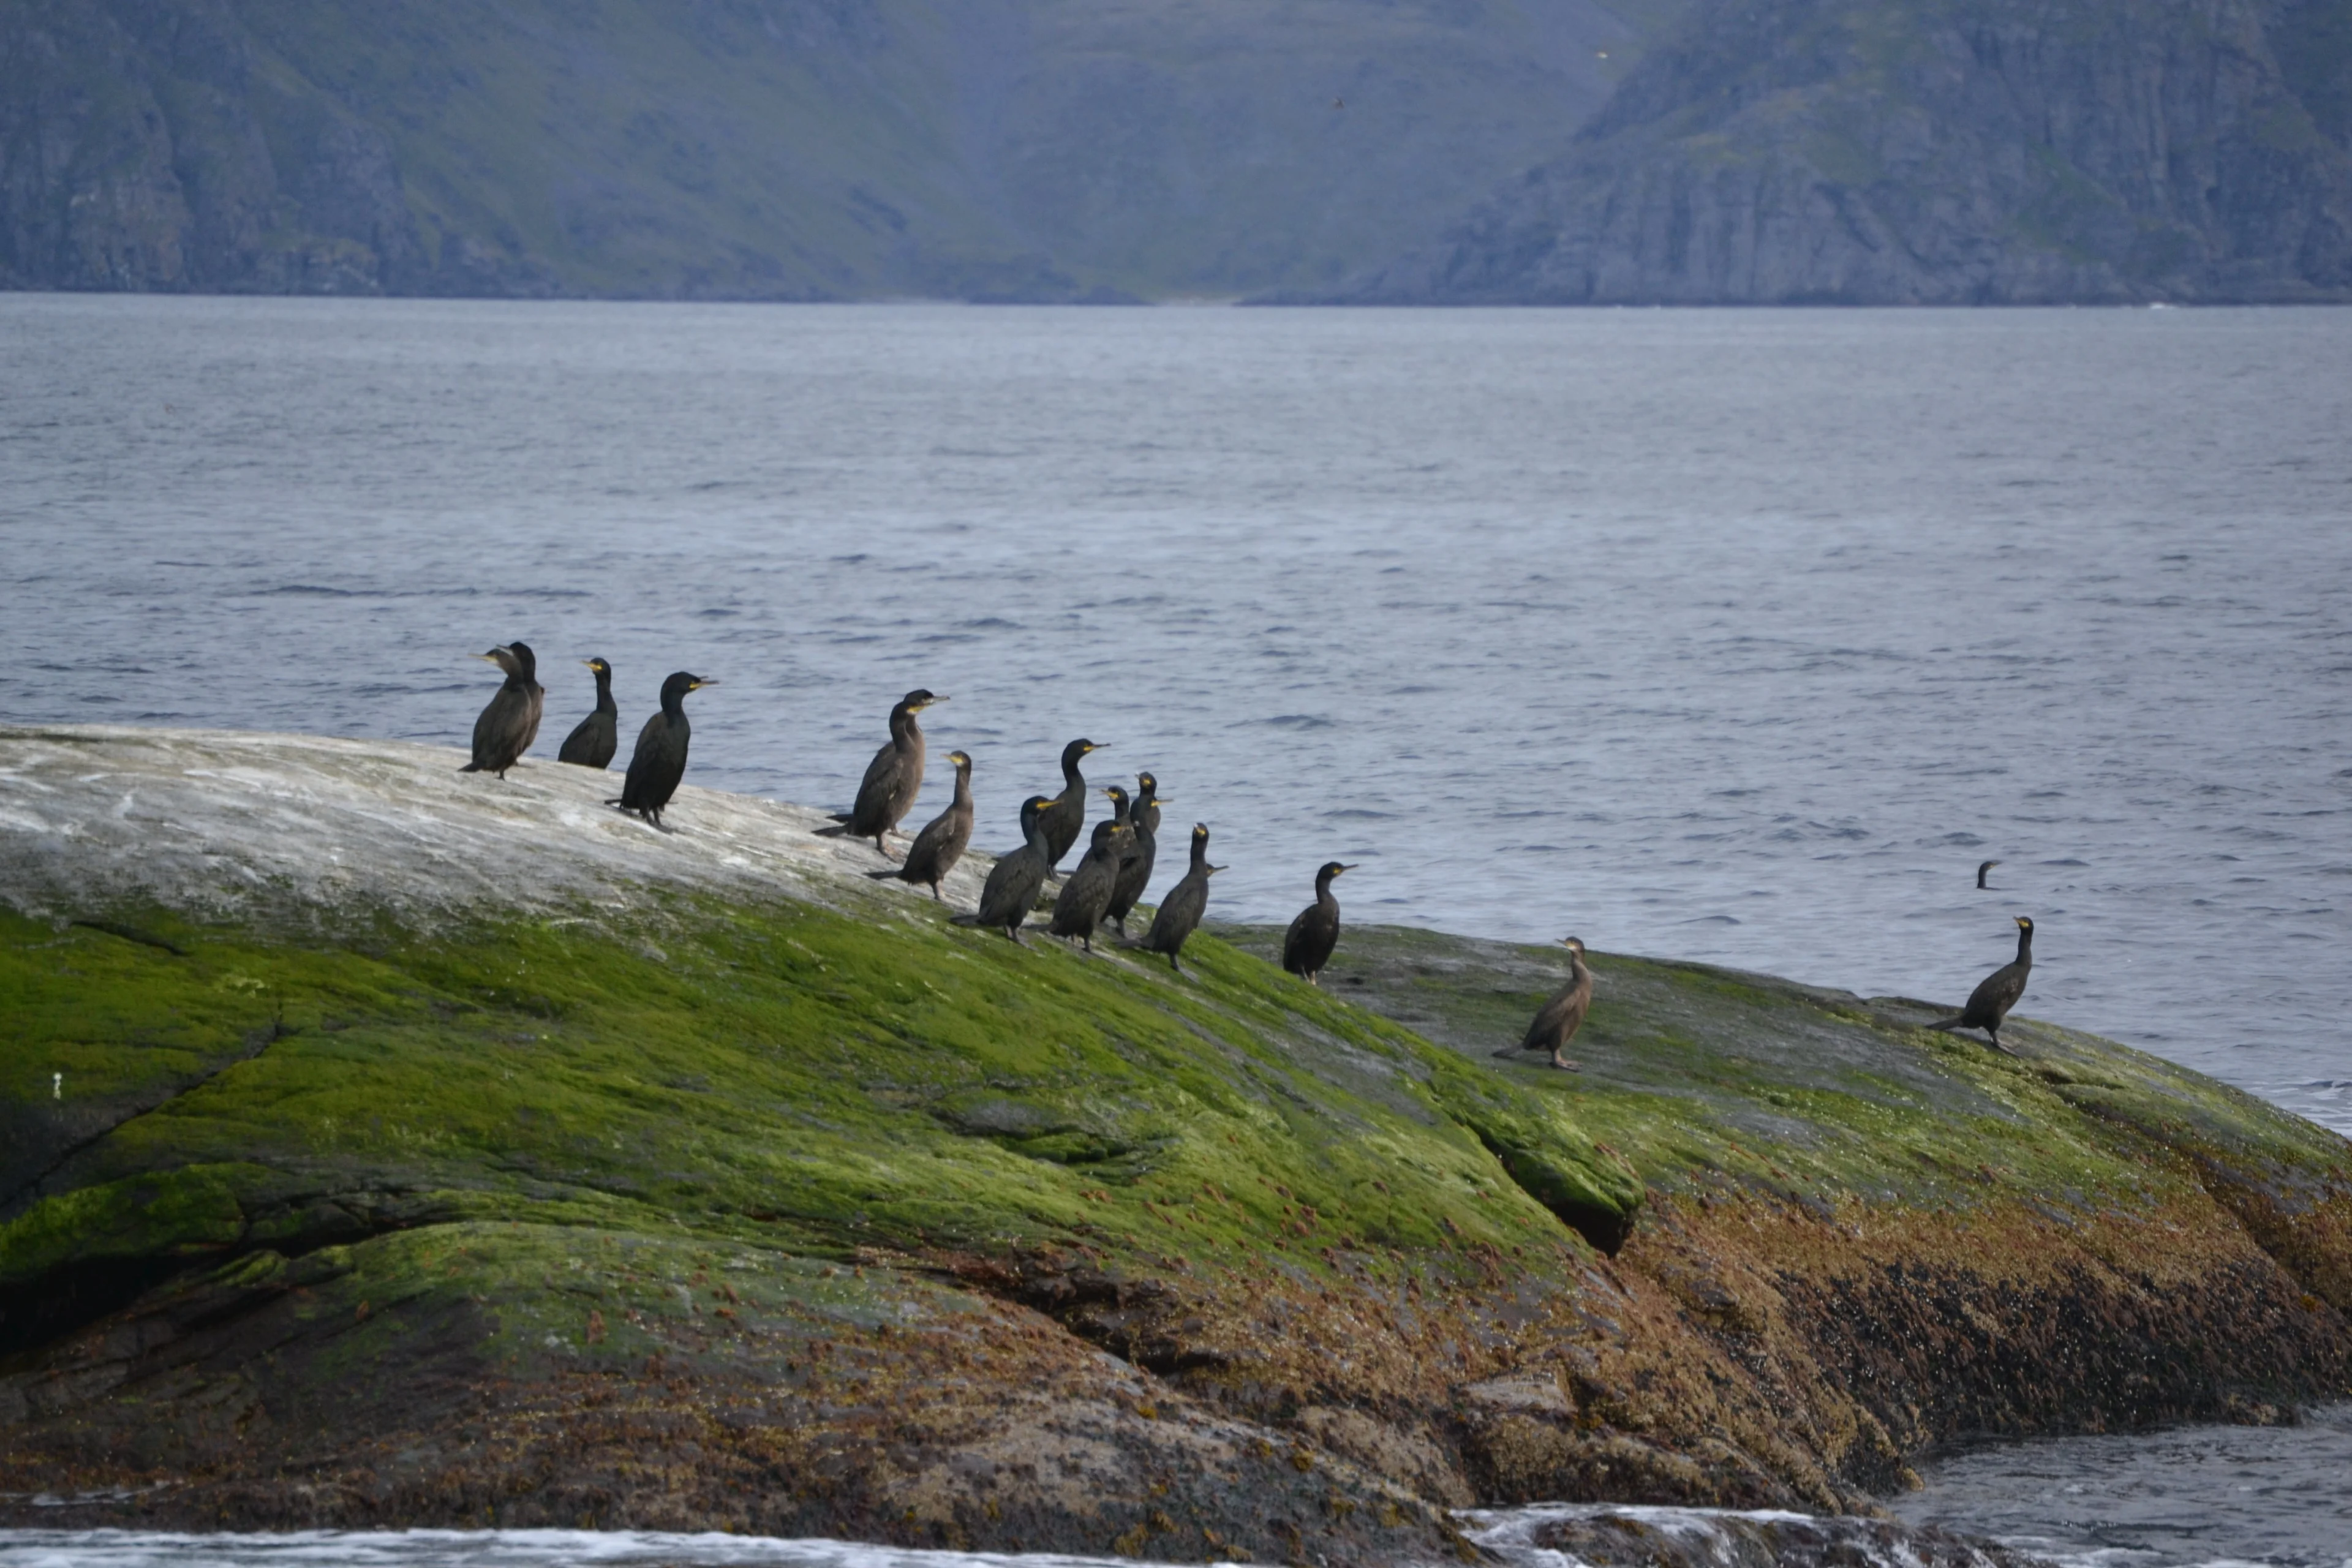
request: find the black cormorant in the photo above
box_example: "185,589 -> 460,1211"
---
868,750 -> 973,900
1977,859 -> 2000,889
1281,861 -> 1355,985
608,671 -> 715,829
1931,916 -> 2034,1054
952,794 -> 1055,943
818,689 -> 944,856
1105,773 -> 1164,935
1049,818 -> 1133,952
556,658 -> 618,769
1129,823 -> 1218,973
1493,937 -> 1593,1072
1037,738 -> 1104,873
461,641 -> 544,778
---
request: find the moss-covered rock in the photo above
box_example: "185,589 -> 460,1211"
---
2,725 -> 2346,1556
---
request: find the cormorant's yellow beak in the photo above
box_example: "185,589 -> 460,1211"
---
692,679 -> 719,690
475,652 -> 502,663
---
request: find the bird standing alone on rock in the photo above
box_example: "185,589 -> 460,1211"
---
1932,916 -> 2035,1054
819,689 -> 943,857
954,795 -> 1055,943
868,750 -> 973,900
1130,823 -> 1219,973
610,671 -> 715,830
1282,861 -> 1355,985
1495,937 -> 1593,1072
461,642 -> 543,779
1038,738 -> 1104,874
557,658 -> 618,769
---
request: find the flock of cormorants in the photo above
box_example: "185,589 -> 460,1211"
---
463,641 -> 2037,1066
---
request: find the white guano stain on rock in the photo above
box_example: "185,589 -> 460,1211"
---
0,724 -> 987,926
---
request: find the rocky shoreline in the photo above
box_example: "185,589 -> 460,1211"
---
3,725 -> 2346,1562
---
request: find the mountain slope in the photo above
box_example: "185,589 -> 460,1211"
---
0,0 -> 1647,300
1335,0 -> 2352,303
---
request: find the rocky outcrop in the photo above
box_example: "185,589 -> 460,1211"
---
1336,0 -> 2352,303
2,726 -> 2347,1559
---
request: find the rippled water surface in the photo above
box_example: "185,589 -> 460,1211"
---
2,297 -> 2347,1131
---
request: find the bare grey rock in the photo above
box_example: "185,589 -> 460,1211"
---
0,724 -> 986,927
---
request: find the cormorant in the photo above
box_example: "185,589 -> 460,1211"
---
1977,859 -> 2001,889
608,671 -> 715,829
1493,937 -> 1593,1072
868,750 -> 973,900
1049,819 -> 1133,952
1129,823 -> 1219,973
818,689 -> 944,857
1931,916 -> 2035,1054
1037,738 -> 1104,873
952,794 -> 1055,943
1281,861 -> 1355,985
461,642 -> 543,778
1105,773 -> 1165,935
556,658 -> 618,769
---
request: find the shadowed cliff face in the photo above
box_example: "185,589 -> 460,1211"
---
0,0 -> 1642,300
1,726 -> 2347,1556
1337,0 -> 2352,303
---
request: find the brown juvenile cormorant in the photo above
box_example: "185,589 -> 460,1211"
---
1281,861 -> 1355,985
556,658 -> 618,769
1037,737 -> 1104,874
608,671 -> 715,830
1129,823 -> 1219,973
1049,818 -> 1133,952
461,642 -> 544,778
818,689 -> 944,856
1493,937 -> 1593,1072
952,794 -> 1055,943
1931,916 -> 2034,1054
1105,772 -> 1165,935
867,750 -> 973,900
1977,859 -> 2000,889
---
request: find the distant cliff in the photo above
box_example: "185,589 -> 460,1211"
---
0,0 -> 1646,301
1334,0 -> 2352,304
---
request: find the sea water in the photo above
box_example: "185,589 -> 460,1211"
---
2,298 -> 2348,1562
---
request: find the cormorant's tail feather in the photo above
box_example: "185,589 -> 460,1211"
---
1927,1016 -> 1967,1033
458,763 -> 484,774
812,822 -> 855,838
949,913 -> 984,927
865,868 -> 905,882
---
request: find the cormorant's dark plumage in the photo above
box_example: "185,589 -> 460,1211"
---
1281,861 -> 1355,985
1050,818 -> 1133,952
608,671 -> 715,829
818,689 -> 943,856
1931,916 -> 2034,1054
557,657 -> 618,769
1104,772 -> 1164,935
1038,738 -> 1103,873
1129,823 -> 1218,972
952,794 -> 1055,943
461,641 -> 543,779
868,750 -> 973,900
1977,859 -> 2001,889
1494,937 -> 1593,1071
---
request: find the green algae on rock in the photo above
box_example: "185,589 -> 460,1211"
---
2,725 -> 2348,1556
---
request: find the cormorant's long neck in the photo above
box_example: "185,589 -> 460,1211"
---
1569,951 -> 1589,988
1188,836 -> 1208,872
891,706 -> 919,750
1062,752 -> 1086,791
594,670 -> 615,714
2015,927 -> 2034,967
951,765 -> 972,808
1315,870 -> 1340,908
662,686 -> 688,723
1026,817 -> 1053,855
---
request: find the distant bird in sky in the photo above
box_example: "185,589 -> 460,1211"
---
1332,96 -> 1344,110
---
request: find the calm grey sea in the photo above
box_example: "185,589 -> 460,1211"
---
2,296 -> 2348,1147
